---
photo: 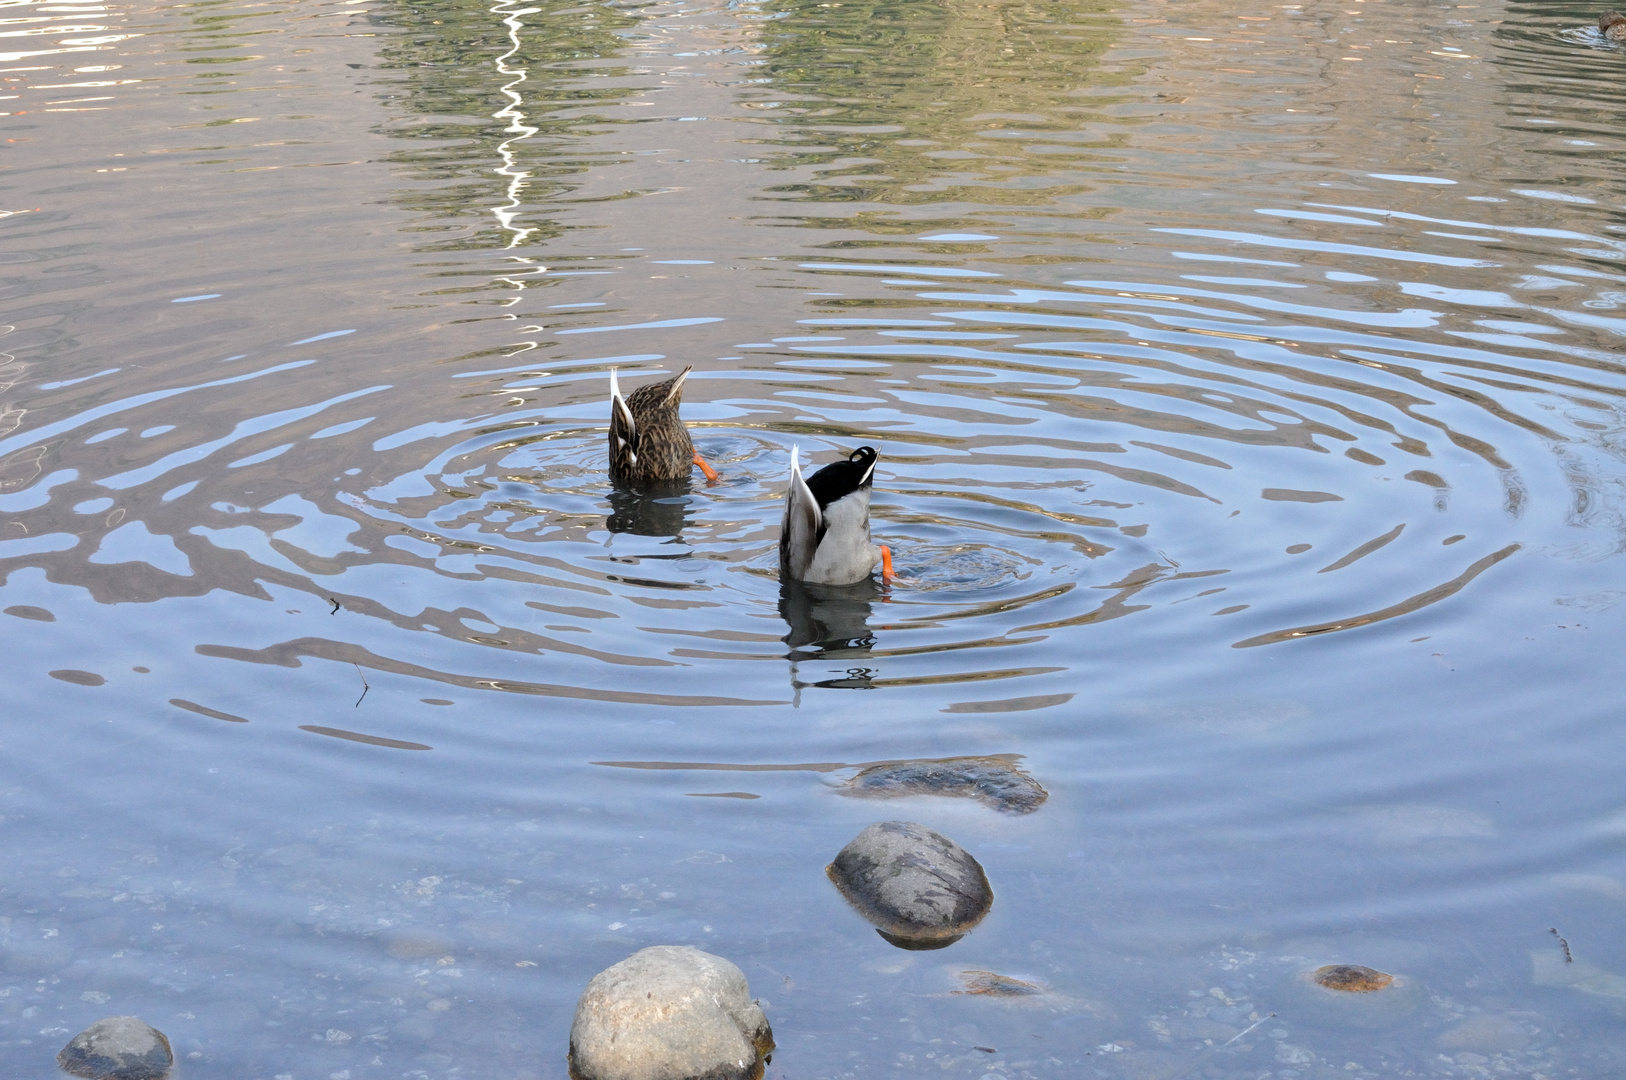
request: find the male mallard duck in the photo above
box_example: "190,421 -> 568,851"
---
780,445 -> 893,585
608,367 -> 719,483
1602,10 -> 1626,37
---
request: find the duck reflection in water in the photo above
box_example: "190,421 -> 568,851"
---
780,577 -> 882,693
605,478 -> 694,539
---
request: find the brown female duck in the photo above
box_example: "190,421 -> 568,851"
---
1602,10 -> 1626,38
607,367 -> 719,483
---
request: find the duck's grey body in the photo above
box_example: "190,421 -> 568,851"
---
1602,9 -> 1626,37
780,446 -> 883,585
608,367 -> 696,483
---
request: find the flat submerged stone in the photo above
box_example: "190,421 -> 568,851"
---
827,821 -> 993,949
1313,964 -> 1394,992
57,1016 -> 173,1080
838,756 -> 1048,814
568,946 -> 773,1080
955,970 -> 1043,996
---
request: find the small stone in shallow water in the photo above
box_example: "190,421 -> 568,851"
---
955,970 -> 1043,996
50,669 -> 106,686
57,1016 -> 173,1080
827,821 -> 993,949
4,604 -> 54,621
839,756 -> 1047,814
1438,1013 -> 1531,1053
568,946 -> 772,1080
380,929 -> 455,959
1313,965 -> 1393,992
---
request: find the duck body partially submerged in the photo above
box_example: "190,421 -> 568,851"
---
1602,9 -> 1626,38
608,367 -> 717,483
781,446 -> 889,585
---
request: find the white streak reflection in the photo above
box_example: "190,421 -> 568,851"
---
489,0 -> 539,249
488,0 -> 546,357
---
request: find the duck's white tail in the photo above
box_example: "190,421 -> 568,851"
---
608,367 -> 637,465
780,445 -> 821,581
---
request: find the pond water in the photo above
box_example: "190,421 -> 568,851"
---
4,0 -> 1626,1075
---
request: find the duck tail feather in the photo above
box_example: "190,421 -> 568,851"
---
609,368 -> 638,460
662,365 -> 693,406
781,445 -> 821,580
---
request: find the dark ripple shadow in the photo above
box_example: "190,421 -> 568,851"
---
606,478 -> 696,538
779,576 -> 880,658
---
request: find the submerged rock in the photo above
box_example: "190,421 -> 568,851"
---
1438,1013 -> 1532,1053
568,946 -> 773,1080
380,928 -> 455,960
838,756 -> 1047,814
1313,964 -> 1393,992
827,821 -> 993,949
1292,961 -> 1419,1028
1530,948 -> 1626,999
57,1017 -> 173,1080
955,970 -> 1043,997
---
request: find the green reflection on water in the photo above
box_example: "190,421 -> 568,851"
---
373,0 -> 640,250
752,0 -> 1123,215
367,0 -> 1124,250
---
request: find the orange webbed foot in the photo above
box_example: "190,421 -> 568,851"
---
693,451 -> 720,484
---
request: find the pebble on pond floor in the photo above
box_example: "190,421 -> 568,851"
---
49,668 -> 106,686
1529,948 -> 1626,999
378,929 -> 456,960
827,821 -> 993,950
57,1016 -> 173,1080
1312,964 -> 1394,992
837,755 -> 1048,814
1438,1013 -> 1533,1053
954,970 -> 1044,996
568,945 -> 773,1080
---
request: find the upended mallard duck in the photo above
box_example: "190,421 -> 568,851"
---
1602,10 -> 1626,37
780,445 -> 893,584
608,367 -> 719,483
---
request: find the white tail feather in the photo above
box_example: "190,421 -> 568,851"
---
781,445 -> 822,580
609,368 -> 636,433
608,367 -> 639,469
663,366 -> 690,405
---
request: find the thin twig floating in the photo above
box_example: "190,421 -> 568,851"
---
353,662 -> 370,709
1219,1012 -> 1275,1049
1550,927 -> 1573,963
329,597 -> 341,614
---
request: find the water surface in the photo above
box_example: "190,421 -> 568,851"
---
3,0 -> 1626,1076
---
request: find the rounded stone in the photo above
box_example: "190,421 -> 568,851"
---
568,946 -> 773,1080
1313,964 -> 1393,992
1290,961 -> 1420,1028
826,821 -> 993,949
57,1016 -> 173,1080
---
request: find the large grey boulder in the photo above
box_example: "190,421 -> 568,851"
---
57,1016 -> 173,1080
568,946 -> 773,1080
826,821 -> 992,949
